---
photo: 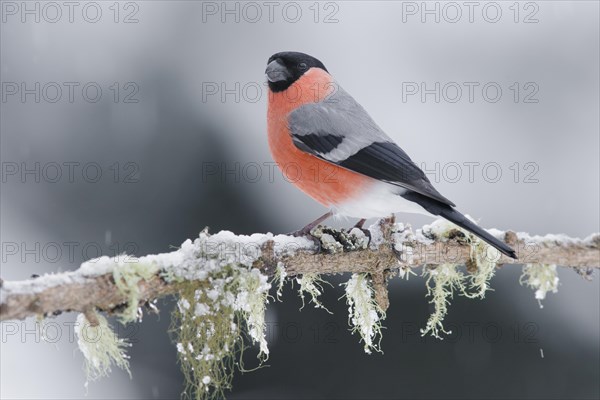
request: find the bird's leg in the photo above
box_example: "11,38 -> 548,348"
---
353,219 -> 367,229
349,218 -> 371,245
289,211 -> 333,237
288,211 -> 334,253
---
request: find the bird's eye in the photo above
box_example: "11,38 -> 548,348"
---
298,62 -> 308,70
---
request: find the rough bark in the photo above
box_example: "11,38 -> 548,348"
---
1,219 -> 598,321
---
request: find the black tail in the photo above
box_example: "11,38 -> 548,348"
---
402,192 -> 517,259
438,207 -> 517,258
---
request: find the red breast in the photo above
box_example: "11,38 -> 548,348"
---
267,68 -> 372,207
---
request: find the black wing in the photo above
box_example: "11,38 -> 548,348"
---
288,86 -> 456,207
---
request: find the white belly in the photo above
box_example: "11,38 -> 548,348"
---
332,180 -> 431,219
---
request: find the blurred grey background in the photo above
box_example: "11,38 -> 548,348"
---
1,1 -> 598,399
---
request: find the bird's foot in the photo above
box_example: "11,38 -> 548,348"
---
288,225 -> 316,238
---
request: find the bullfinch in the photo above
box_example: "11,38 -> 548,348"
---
265,51 -> 516,258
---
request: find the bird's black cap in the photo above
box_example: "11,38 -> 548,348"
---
266,51 -> 328,92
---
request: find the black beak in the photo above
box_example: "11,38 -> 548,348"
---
265,59 -> 290,83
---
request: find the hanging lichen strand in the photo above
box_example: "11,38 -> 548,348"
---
343,273 -> 385,354
167,233 -> 271,400
74,311 -> 131,386
520,263 -> 560,308
173,272 -> 255,400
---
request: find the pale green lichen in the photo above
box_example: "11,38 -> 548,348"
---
429,220 -> 498,299
274,262 -> 288,301
418,218 -> 503,338
75,311 -> 131,384
297,273 -> 332,313
112,262 -> 159,323
172,265 -> 270,400
162,229 -> 277,399
342,273 -> 384,354
520,263 -> 559,308
463,240 -> 501,299
235,268 -> 270,357
174,280 -> 239,400
420,264 -> 466,339
398,265 -> 417,280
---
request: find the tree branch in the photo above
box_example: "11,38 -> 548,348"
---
1,218 -> 598,322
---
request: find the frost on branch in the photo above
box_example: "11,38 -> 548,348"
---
343,273 -> 385,354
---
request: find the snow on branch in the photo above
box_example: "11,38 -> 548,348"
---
2,217 -> 598,398
2,217 -> 598,322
